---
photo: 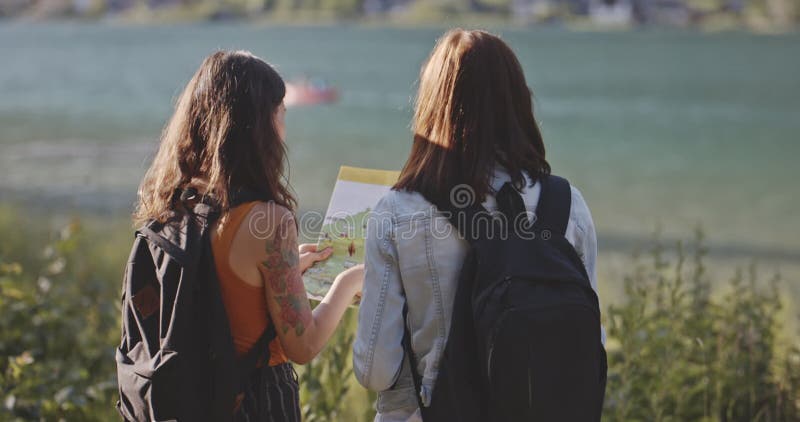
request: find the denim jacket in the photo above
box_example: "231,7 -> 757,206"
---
353,168 -> 604,422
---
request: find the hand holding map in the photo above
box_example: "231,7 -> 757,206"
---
302,166 -> 400,301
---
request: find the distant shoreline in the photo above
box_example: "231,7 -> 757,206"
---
2,192 -> 799,263
1,8 -> 797,34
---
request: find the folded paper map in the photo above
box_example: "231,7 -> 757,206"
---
303,166 -> 400,301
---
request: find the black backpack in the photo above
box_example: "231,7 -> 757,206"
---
115,189 -> 275,422
404,174 -> 607,421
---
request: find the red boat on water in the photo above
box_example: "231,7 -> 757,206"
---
285,78 -> 339,107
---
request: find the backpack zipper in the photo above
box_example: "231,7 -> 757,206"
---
486,311 -> 512,383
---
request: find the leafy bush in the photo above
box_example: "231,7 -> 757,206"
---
1,212 -> 797,421
298,308 -> 377,422
0,215 -> 123,421
604,231 -> 800,422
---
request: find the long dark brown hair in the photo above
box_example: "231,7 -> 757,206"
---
134,50 -> 294,225
394,29 -> 550,206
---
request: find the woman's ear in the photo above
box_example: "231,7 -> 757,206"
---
274,102 -> 287,142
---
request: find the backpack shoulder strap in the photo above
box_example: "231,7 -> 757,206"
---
533,174 -> 572,236
136,200 -> 220,267
448,204 -> 495,243
137,224 -> 192,266
496,182 -> 527,222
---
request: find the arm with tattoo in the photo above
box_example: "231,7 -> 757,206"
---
261,217 -> 312,337
255,203 -> 363,364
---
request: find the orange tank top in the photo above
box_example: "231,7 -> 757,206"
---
211,202 -> 288,366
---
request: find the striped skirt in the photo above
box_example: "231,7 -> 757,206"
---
234,362 -> 302,422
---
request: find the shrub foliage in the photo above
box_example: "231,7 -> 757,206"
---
604,232 -> 800,422
0,216 -> 797,421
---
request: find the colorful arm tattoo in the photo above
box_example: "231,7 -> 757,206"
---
261,214 -> 311,337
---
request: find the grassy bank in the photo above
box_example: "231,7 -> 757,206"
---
0,206 -> 797,420
3,0 -> 799,33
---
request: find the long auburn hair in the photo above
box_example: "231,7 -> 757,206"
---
394,29 -> 550,206
134,50 -> 294,225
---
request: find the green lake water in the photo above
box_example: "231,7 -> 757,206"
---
1,23 -> 798,260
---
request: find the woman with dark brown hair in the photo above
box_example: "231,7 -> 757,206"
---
354,29 -> 604,421
135,50 -> 363,421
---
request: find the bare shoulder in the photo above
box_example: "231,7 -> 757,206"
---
234,201 -> 297,261
217,202 -> 293,286
248,201 -> 294,223
243,200 -> 295,236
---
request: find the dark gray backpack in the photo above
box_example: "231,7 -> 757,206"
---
116,190 -> 275,421
405,175 -> 607,421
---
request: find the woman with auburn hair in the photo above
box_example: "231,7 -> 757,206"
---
354,29 -> 605,421
135,50 -> 363,421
